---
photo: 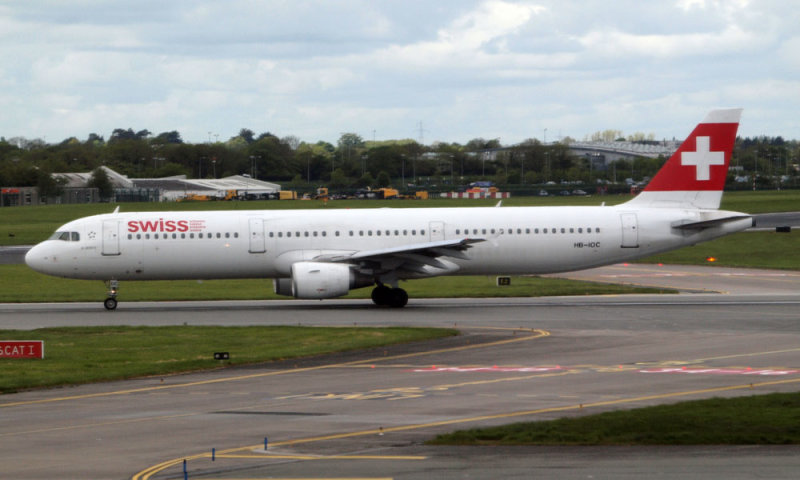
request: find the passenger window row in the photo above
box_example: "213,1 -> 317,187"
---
455,227 -> 601,235
127,232 -> 239,240
125,226 -> 600,242
269,229 -> 427,238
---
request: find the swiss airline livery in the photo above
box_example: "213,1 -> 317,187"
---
26,109 -> 751,309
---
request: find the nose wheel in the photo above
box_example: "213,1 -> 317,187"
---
104,280 -> 119,310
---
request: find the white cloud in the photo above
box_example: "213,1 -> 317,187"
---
374,1 -> 545,67
576,24 -> 765,59
0,0 -> 797,143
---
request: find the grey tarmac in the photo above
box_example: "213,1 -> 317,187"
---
1,265 -> 800,479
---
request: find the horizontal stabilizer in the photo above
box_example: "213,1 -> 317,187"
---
671,214 -> 753,230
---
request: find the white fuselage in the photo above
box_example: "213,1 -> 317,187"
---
25,205 -> 752,282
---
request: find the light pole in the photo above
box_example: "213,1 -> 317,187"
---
753,149 -> 758,191
544,151 -> 550,182
249,155 -> 261,180
450,154 -> 454,186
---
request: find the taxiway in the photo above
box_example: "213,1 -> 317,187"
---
1,266 -> 799,479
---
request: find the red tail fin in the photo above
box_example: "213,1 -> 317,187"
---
626,109 -> 741,209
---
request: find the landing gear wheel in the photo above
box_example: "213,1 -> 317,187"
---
371,285 -> 392,306
371,285 -> 408,308
104,280 -> 119,311
104,297 -> 118,310
388,288 -> 408,308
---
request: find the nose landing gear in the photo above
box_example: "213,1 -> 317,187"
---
104,280 -> 119,310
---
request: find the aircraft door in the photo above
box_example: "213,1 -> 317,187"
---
429,221 -> 445,242
249,217 -> 266,253
102,220 -> 121,256
620,213 -> 639,248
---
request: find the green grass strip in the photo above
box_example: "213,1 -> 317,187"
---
639,231 -> 800,270
429,393 -> 800,445
0,326 -> 456,393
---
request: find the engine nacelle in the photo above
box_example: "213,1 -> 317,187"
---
273,262 -> 371,299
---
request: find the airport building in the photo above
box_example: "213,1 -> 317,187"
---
0,166 -> 281,206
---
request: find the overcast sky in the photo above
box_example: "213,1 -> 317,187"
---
2,0 -> 798,146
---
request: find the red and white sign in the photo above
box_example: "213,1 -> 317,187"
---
0,341 -> 44,359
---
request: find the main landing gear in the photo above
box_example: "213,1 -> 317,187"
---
104,280 -> 119,310
371,284 -> 408,308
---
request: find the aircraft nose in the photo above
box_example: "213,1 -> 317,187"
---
24,243 -> 49,273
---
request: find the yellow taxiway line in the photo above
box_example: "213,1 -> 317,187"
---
132,376 -> 800,480
0,328 -> 549,409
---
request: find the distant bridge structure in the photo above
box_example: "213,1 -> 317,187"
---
568,141 -> 680,165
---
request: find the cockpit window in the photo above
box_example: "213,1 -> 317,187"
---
48,231 -> 79,242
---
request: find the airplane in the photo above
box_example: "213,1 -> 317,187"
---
25,109 -> 752,310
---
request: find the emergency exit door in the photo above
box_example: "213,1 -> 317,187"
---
249,217 -> 266,253
102,220 -> 121,256
620,213 -> 639,248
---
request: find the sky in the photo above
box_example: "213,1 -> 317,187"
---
1,0 -> 798,146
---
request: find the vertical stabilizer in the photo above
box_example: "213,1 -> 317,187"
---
624,108 -> 742,209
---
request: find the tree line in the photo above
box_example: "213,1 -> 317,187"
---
1,128 -> 797,196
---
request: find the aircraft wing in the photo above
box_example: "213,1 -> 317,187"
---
316,238 -> 485,278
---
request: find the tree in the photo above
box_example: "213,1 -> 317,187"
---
376,171 -> 391,188
282,135 -> 301,150
153,131 -> 183,144
35,169 -> 64,199
329,168 -> 349,188
466,138 -> 501,151
88,167 -> 114,200
354,172 -> 375,188
153,162 -> 189,178
85,133 -> 104,146
337,133 -> 365,177
338,133 -> 364,149
249,135 -> 293,180
238,129 -> 255,144
109,128 -> 138,143
287,174 -> 305,190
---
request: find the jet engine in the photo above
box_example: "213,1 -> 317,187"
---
273,262 -> 372,299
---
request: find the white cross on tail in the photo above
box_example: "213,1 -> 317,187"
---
681,136 -> 724,181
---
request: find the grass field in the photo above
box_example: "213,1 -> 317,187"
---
1,190 -> 797,246
639,230 -> 800,270
0,264 -> 666,303
428,393 -> 800,445
0,325 -> 457,393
